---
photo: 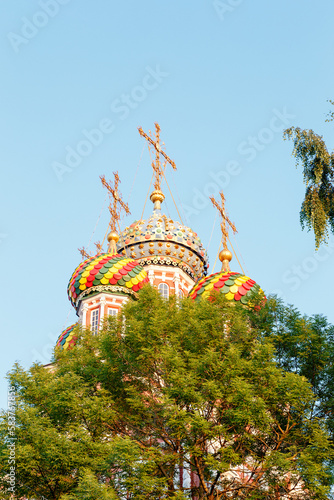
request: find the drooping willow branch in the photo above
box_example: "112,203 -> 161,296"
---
284,126 -> 334,250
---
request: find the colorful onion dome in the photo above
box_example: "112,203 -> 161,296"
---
188,271 -> 265,307
68,253 -> 149,309
116,208 -> 209,281
56,323 -> 78,350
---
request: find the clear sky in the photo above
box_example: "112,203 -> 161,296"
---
1,0 -> 334,410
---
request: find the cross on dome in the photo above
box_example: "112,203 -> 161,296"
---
210,191 -> 237,272
100,172 -> 130,253
138,122 -> 176,209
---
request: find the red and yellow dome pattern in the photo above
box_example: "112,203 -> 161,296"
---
68,253 -> 149,308
56,324 -> 78,350
188,271 -> 265,306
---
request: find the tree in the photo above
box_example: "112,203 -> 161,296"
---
0,361 -> 116,499
283,101 -> 334,250
0,287 -> 333,499
254,296 -> 334,451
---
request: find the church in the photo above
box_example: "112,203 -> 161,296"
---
56,123 -> 263,350
38,125 -> 313,498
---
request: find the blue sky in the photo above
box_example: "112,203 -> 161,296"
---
1,0 -> 334,410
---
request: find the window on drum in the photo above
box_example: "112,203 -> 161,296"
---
91,308 -> 99,334
158,283 -> 169,299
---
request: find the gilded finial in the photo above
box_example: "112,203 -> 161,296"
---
219,249 -> 233,272
150,190 -> 165,210
107,231 -> 119,254
100,172 -> 130,253
138,123 -> 176,209
210,191 -> 237,272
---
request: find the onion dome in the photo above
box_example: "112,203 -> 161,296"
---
116,208 -> 209,281
188,271 -> 265,307
56,323 -> 78,350
68,253 -> 149,309
192,191 -> 265,307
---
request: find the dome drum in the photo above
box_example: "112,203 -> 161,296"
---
75,284 -> 138,307
119,242 -> 205,281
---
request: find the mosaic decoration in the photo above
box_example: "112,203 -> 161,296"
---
68,253 -> 149,308
116,209 -> 209,280
188,271 -> 265,307
56,323 -> 78,350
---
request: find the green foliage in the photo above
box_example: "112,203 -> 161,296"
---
284,119 -> 334,250
0,287 -> 333,499
0,344 -> 116,499
60,469 -> 118,500
326,100 -> 334,123
254,295 -> 334,447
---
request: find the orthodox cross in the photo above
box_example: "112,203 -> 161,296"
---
100,171 -> 130,252
210,191 -> 237,271
210,192 -> 237,250
100,172 -> 130,232
138,122 -> 176,192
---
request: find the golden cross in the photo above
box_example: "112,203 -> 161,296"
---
210,191 -> 237,251
138,122 -> 176,192
100,172 -> 130,232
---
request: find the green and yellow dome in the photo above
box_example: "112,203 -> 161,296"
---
56,323 -> 78,350
68,253 -> 149,309
188,271 -> 265,307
